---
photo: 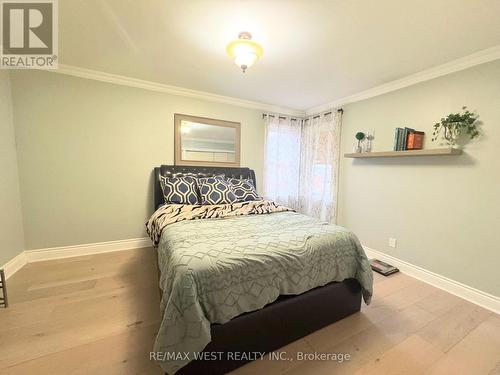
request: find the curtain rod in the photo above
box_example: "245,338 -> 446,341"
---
315,108 -> 343,118
262,114 -> 300,121
307,108 -> 343,120
262,108 -> 343,121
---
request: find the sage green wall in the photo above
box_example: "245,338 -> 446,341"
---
338,59 -> 500,297
10,71 -> 266,250
0,71 -> 25,266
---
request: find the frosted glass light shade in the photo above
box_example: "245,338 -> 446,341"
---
226,33 -> 263,73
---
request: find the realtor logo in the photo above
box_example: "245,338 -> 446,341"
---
1,0 -> 58,69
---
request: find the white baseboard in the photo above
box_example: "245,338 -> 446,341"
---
25,237 -> 151,262
363,246 -> 500,315
1,237 -> 152,280
3,239 -> 498,314
1,251 -> 28,279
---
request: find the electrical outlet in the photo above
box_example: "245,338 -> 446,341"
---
388,238 -> 397,248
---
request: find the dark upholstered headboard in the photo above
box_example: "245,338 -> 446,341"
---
153,165 -> 257,210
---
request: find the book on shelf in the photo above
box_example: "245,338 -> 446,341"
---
407,131 -> 425,150
393,128 -> 399,151
398,128 -> 405,151
394,127 -> 404,151
394,127 -> 425,151
402,127 -> 415,150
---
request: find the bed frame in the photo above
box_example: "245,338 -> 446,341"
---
153,165 -> 362,375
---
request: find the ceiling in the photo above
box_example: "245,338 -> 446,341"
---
59,0 -> 500,111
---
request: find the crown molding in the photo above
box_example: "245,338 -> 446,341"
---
306,44 -> 500,115
53,64 -> 305,117
49,45 -> 500,118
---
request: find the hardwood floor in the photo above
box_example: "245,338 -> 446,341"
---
0,248 -> 498,375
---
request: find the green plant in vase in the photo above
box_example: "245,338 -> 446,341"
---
354,132 -> 365,153
432,107 -> 479,147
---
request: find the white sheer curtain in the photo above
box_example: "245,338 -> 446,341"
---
299,111 -> 342,222
263,110 -> 342,223
263,115 -> 301,210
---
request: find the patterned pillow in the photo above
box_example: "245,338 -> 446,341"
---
227,178 -> 262,202
198,176 -> 238,205
160,175 -> 200,205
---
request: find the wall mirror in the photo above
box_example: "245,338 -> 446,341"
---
174,114 -> 241,167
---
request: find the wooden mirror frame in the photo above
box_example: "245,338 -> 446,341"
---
174,114 -> 241,167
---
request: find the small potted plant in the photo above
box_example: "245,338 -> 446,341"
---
354,132 -> 365,153
432,107 -> 479,147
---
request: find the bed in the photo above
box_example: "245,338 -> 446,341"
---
147,165 -> 373,374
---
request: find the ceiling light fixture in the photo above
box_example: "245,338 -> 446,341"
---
226,32 -> 263,73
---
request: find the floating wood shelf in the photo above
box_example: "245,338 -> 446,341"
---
344,148 -> 462,158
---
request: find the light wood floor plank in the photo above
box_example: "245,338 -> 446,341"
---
424,315 -> 500,375
283,305 -> 437,375
229,337 -> 315,375
0,248 -> 497,375
3,323 -> 162,375
353,335 -> 443,375
417,299 -> 491,352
